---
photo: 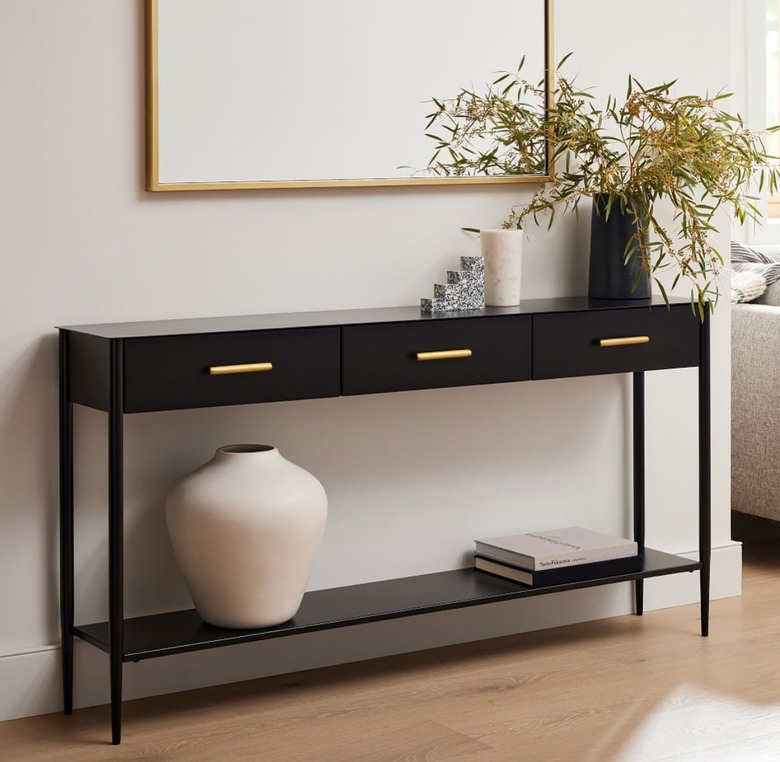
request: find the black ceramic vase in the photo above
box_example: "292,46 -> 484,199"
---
588,194 -> 650,300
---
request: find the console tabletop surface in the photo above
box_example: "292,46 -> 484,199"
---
59,296 -> 688,338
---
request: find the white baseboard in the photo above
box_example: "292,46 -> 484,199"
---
0,542 -> 742,724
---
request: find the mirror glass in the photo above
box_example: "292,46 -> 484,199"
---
148,0 -> 551,190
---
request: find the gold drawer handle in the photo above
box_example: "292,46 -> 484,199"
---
209,362 -> 274,375
416,349 -> 473,361
599,336 -> 651,348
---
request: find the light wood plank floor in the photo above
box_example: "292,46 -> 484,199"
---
2,514 -> 780,762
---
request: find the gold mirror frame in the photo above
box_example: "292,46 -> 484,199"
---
145,0 -> 554,192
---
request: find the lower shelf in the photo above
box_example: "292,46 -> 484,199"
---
75,548 -> 699,662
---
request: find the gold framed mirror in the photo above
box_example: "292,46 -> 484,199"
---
146,0 -> 554,191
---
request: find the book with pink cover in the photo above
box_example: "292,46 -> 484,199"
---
475,526 -> 638,570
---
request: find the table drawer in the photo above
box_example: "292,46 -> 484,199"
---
342,316 -> 532,396
533,305 -> 699,380
123,327 -> 340,412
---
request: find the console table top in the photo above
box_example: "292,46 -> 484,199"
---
59,296 -> 688,339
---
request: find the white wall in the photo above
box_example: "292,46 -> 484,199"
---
0,0 -> 738,722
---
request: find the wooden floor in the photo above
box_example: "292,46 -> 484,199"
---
3,514 -> 780,762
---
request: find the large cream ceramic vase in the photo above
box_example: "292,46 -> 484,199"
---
480,229 -> 523,306
165,445 -> 327,629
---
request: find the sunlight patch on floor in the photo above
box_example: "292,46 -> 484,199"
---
613,684 -> 780,761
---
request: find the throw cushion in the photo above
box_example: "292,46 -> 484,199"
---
731,270 -> 767,304
731,241 -> 780,304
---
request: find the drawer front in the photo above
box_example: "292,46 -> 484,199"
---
124,327 -> 340,412
342,316 -> 532,396
533,305 -> 699,380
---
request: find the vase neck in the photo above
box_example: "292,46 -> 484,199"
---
213,445 -> 281,464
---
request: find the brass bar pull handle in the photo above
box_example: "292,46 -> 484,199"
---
415,349 -> 473,362
209,362 -> 274,375
599,336 -> 651,348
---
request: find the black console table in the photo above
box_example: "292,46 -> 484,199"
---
59,296 -> 710,744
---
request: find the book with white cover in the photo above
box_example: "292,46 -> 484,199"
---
474,526 -> 638,571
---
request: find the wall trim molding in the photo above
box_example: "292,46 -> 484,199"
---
0,542 -> 741,724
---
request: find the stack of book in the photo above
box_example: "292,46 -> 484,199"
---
474,526 -> 642,587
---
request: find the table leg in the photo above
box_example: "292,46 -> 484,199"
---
59,331 -> 74,714
699,311 -> 711,637
109,340 -> 124,743
633,371 -> 645,616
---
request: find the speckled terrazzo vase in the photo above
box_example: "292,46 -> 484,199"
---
165,445 -> 327,629
480,229 -> 522,306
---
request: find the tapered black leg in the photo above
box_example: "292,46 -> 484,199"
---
699,312 -> 711,636
59,331 -> 74,714
109,340 -> 124,744
633,372 -> 645,616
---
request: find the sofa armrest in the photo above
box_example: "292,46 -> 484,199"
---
732,304 -> 780,519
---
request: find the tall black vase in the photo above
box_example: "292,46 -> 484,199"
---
588,194 -> 650,300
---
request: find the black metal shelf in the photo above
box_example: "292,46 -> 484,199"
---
74,549 -> 699,662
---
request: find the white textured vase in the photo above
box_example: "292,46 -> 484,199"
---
165,444 -> 327,629
480,229 -> 523,306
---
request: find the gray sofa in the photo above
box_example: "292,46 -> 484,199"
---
732,245 -> 780,521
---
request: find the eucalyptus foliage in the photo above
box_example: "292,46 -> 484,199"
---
424,55 -> 780,311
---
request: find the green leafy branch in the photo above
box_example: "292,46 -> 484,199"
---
422,55 -> 780,312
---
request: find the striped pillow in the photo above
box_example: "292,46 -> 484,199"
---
731,242 -> 780,304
